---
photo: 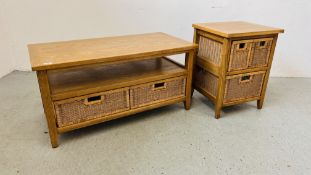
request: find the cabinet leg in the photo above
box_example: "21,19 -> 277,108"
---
184,101 -> 191,110
214,38 -> 230,119
184,87 -> 193,110
215,105 -> 222,119
50,132 -> 59,148
257,99 -> 264,109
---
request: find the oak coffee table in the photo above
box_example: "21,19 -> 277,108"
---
28,33 -> 197,147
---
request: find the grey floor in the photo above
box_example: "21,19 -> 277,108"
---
0,71 -> 310,175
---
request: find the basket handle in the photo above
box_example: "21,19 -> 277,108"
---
84,95 -> 104,105
237,42 -> 247,50
259,41 -> 266,47
239,75 -> 253,84
153,82 -> 167,91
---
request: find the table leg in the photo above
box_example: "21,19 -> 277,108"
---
37,71 -> 59,148
184,50 -> 195,110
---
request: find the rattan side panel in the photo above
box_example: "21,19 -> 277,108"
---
228,40 -> 252,71
197,36 -> 222,66
54,88 -> 130,127
194,66 -> 218,97
249,38 -> 273,68
224,72 -> 265,103
130,77 -> 186,109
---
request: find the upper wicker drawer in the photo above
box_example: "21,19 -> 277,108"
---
228,38 -> 273,71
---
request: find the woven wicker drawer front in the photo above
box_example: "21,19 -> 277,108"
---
224,72 -> 265,103
249,38 -> 273,68
228,40 -> 253,71
54,88 -> 130,127
198,36 -> 222,66
229,38 -> 273,71
130,77 -> 186,109
194,66 -> 218,97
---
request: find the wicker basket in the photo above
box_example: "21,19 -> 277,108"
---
194,65 -> 265,104
194,66 -> 218,97
228,40 -> 253,71
130,77 -> 186,109
228,38 -> 273,71
224,72 -> 265,103
54,88 -> 130,127
249,38 -> 273,67
197,35 -> 223,66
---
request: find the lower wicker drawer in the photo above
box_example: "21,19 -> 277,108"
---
194,66 -> 265,104
224,72 -> 265,103
130,77 -> 186,109
54,88 -> 130,127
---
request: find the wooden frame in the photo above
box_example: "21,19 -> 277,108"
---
192,21 -> 283,118
36,71 -> 59,147
257,35 -> 278,109
28,33 -> 197,147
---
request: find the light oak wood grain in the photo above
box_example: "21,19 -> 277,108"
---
215,38 -> 231,119
36,71 -> 59,148
28,32 -> 197,71
193,21 -> 284,38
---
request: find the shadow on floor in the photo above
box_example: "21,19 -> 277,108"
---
60,104 -> 184,144
193,90 -> 259,119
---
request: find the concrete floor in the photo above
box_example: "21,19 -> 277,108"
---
0,71 -> 310,175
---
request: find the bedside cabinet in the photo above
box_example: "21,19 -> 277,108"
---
192,21 -> 284,118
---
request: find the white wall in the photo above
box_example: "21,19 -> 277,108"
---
0,2 -> 14,77
0,27 -> 14,78
0,0 -> 310,78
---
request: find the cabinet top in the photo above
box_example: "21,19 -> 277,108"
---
193,21 -> 284,38
28,32 -> 197,71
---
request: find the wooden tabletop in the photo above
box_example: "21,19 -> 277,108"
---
28,32 -> 197,71
193,21 -> 284,38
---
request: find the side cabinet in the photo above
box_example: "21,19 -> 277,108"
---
192,21 -> 284,118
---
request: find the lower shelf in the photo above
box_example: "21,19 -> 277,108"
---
48,57 -> 187,100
